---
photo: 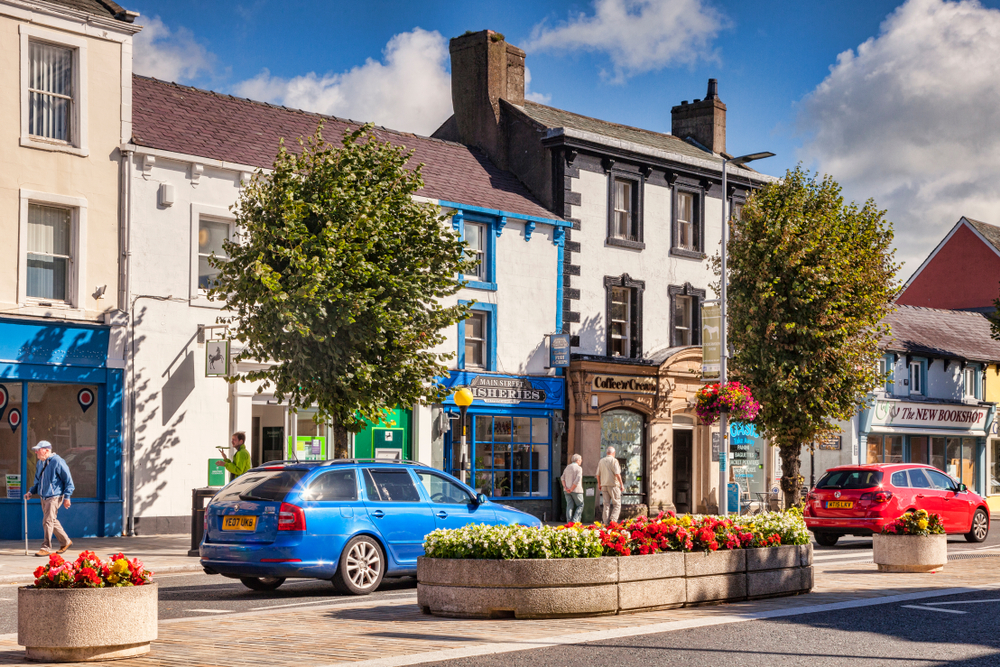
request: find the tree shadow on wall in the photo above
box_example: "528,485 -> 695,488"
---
572,313 -> 606,357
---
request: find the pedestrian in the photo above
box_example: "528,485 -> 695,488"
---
561,454 -> 584,523
597,446 -> 623,524
23,441 -> 74,557
217,432 -> 251,478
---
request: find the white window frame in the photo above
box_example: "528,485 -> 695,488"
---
611,179 -> 634,241
676,191 -> 695,250
19,25 -> 89,157
673,294 -> 693,346
190,203 -> 236,308
909,361 -> 922,395
964,366 -> 978,399
18,190 -> 87,309
465,222 -> 487,282
465,311 -> 488,369
609,286 -> 632,357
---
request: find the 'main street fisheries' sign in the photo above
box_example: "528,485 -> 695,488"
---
870,401 -> 988,431
470,376 -> 546,404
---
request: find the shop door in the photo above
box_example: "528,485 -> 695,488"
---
673,430 -> 693,514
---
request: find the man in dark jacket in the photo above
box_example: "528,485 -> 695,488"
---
24,440 -> 74,556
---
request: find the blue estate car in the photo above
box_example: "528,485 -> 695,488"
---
199,460 -> 541,594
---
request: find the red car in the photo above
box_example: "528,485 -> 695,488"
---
804,463 -> 990,546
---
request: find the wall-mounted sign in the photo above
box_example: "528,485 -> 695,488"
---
77,388 -> 95,413
711,431 -> 720,462
817,436 -> 842,451
469,375 -> 547,404
869,400 -> 988,431
205,340 -> 230,377
549,334 -> 570,368
591,374 -> 657,395
701,303 -> 721,379
8,408 -> 20,433
5,474 -> 20,500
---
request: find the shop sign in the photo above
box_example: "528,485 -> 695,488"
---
548,334 -> 570,368
711,431 -> 720,462
469,376 -> 547,404
817,436 -> 842,451
5,474 -> 20,500
591,374 -> 657,395
701,303 -> 721,379
870,400 -> 988,431
205,340 -> 230,377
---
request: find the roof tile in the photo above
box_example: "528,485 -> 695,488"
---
882,305 -> 1000,362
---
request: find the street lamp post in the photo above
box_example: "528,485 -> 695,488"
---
719,151 -> 774,516
454,388 -> 474,483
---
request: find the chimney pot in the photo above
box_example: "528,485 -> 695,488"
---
693,99 -> 701,104
706,78 -> 719,100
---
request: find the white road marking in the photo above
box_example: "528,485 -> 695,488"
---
900,605 -> 967,614
184,608 -> 231,614
251,598 -> 352,611
923,598 -> 1000,606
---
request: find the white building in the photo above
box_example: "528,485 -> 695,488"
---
122,75 -> 566,532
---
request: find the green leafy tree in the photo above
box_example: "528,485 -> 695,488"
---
211,123 -> 476,431
725,167 -> 898,506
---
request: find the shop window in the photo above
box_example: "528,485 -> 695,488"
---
605,275 -> 644,359
946,437 -> 977,491
472,415 -> 550,499
866,434 -> 902,463
908,361 -> 922,395
606,171 -> 643,248
25,383 -> 98,499
457,302 -> 496,371
671,185 -> 703,257
910,436 -> 928,465
21,26 -> 88,156
669,283 -> 705,348
0,384 -> 23,500
991,439 -> 1000,496
601,409 -> 644,505
930,436 -> 946,471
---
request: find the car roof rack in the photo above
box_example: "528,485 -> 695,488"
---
256,458 -> 428,468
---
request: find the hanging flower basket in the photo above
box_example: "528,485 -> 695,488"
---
695,381 -> 760,425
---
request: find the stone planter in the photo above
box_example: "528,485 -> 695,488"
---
873,533 -> 947,573
418,545 -> 812,619
18,584 -> 158,662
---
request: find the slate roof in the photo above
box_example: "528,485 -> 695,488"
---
966,218 -> 1000,254
513,100 -> 717,163
130,76 -> 558,221
881,305 -> 1000,362
42,0 -> 131,20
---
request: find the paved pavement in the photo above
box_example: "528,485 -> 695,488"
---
3,542 -> 1000,666
0,535 -> 199,585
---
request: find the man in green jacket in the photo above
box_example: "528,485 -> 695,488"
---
218,432 -> 251,478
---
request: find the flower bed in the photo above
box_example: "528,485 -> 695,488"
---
418,511 -> 812,618
19,551 -> 157,662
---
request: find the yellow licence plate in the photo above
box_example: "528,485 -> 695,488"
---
222,516 -> 258,531
826,501 -> 854,509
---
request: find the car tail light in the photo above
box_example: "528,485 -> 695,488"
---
278,503 -> 306,531
873,491 -> 892,503
806,493 -> 818,501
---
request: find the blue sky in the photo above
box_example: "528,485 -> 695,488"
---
127,0 -> 1000,275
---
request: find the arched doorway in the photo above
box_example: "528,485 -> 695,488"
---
601,408 -> 646,505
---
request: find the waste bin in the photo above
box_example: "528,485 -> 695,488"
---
581,475 -> 598,524
188,487 -> 220,557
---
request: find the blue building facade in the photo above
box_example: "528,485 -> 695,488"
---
0,318 -> 124,540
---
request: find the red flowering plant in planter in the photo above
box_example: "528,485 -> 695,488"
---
585,512 -> 776,556
694,381 -> 760,426
32,551 -> 154,589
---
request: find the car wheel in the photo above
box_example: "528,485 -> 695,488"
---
333,535 -> 385,595
966,508 -> 989,543
240,576 -> 285,591
814,532 -> 839,547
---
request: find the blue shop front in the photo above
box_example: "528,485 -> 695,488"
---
439,371 -> 565,519
0,317 -> 124,540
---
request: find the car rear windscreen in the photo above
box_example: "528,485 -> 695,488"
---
815,470 -> 883,490
213,469 -> 308,503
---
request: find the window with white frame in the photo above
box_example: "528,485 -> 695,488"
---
28,41 -> 74,143
965,367 -> 977,398
673,295 -> 693,346
464,222 -> 486,282
677,191 -> 695,250
464,312 -> 488,369
20,26 -> 87,155
26,204 -> 73,301
612,179 -> 634,240
909,361 -> 922,395
198,218 -> 230,291
609,286 -> 632,357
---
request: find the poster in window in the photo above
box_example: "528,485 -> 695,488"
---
205,340 -> 230,377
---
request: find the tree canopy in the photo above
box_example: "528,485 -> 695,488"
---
211,123 -> 475,431
726,167 -> 898,505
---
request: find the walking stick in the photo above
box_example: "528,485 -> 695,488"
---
23,492 -> 29,556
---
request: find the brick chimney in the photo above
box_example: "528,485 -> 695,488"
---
671,78 -> 726,154
447,30 -> 525,169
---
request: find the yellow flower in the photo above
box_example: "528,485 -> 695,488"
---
111,559 -> 130,576
917,509 -> 928,517
917,519 -> 928,530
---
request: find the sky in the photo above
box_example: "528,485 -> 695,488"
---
125,0 -> 1000,278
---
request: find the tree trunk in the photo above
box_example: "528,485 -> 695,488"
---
779,444 -> 802,509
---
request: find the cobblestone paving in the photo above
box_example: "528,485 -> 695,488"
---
3,555 -> 999,666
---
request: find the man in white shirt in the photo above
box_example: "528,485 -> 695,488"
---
597,446 -> 623,524
561,454 -> 584,522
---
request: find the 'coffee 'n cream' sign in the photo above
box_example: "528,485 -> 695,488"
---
591,375 -> 657,395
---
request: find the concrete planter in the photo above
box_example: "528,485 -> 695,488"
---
18,584 -> 158,662
873,533 -> 947,573
418,545 -> 812,619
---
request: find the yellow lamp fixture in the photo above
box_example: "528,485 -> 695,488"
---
454,387 -> 474,408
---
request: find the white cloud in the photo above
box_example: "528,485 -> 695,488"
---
799,0 -> 1000,275
133,16 -> 214,83
525,0 -> 726,83
234,28 -> 453,136
524,66 -> 551,104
